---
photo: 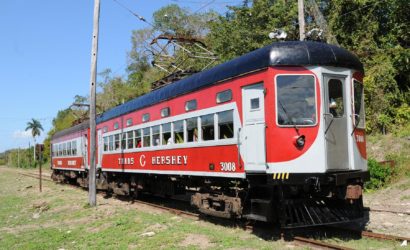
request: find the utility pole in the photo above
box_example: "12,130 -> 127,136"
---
298,0 -> 306,41
88,0 -> 100,207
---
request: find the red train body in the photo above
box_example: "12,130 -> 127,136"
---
51,41 -> 369,227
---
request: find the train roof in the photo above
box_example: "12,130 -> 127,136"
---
96,41 -> 363,124
51,120 -> 90,141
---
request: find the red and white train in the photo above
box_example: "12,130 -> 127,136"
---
51,41 -> 369,228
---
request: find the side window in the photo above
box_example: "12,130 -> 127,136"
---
162,123 -> 171,145
161,107 -> 170,118
104,137 -> 108,151
186,117 -> 198,142
59,144 -> 63,156
185,100 -> 197,111
114,122 -> 119,130
67,142 -> 72,156
152,126 -> 160,146
201,114 -> 214,141
103,126 -> 108,133
142,113 -> 150,122
135,129 -> 142,148
109,135 -> 114,151
127,131 -> 134,149
276,75 -> 316,126
121,133 -> 127,149
63,143 -> 67,156
72,141 -> 77,155
328,79 -> 344,118
353,80 -> 365,128
126,118 -> 133,126
143,128 -> 151,147
114,134 -> 120,150
218,110 -> 234,139
173,120 -> 184,144
216,89 -> 232,104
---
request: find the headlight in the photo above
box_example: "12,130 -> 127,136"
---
294,135 -> 305,148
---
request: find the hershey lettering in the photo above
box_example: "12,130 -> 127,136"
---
151,155 -> 188,166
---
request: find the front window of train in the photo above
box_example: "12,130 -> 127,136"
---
276,75 -> 316,126
353,80 -> 365,128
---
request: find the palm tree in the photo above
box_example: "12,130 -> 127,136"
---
26,119 -> 44,162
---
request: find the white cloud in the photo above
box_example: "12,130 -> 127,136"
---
13,130 -> 32,139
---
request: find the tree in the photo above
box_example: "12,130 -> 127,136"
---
207,0 -> 299,61
25,119 -> 44,162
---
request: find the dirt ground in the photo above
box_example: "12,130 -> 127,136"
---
364,178 -> 410,238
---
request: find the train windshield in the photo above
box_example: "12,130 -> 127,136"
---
353,80 -> 365,128
276,75 -> 316,126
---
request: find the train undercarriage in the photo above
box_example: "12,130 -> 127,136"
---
51,169 -> 369,228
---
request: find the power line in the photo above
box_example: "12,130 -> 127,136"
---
112,0 -> 154,27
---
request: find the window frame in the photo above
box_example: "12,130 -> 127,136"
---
274,74 -> 318,128
161,107 -> 170,118
185,99 -> 197,112
216,89 -> 232,104
352,79 -> 365,129
126,118 -> 133,127
142,113 -> 150,123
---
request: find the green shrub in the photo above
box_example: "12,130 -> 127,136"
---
365,158 -> 393,190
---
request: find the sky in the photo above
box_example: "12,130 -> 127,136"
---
0,0 -> 241,152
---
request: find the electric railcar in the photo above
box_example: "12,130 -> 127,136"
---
51,41 -> 369,228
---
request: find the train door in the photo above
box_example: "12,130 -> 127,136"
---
241,83 -> 266,172
83,135 -> 88,169
323,75 -> 350,170
97,129 -> 103,168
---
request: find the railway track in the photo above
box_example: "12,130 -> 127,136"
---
19,171 -> 409,249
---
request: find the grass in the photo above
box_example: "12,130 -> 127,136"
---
0,166 -> 407,250
0,166 -> 294,250
366,131 -> 410,188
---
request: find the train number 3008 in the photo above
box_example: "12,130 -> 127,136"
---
220,162 -> 236,172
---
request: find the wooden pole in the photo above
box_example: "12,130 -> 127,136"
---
39,145 -> 42,192
88,0 -> 100,207
298,0 -> 306,41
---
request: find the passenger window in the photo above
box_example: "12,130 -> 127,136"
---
126,118 -> 133,126
276,75 -> 316,126
173,120 -> 184,144
109,135 -> 114,151
143,128 -> 151,147
185,100 -> 197,111
134,130 -> 142,148
59,144 -> 62,156
186,117 -> 198,142
114,134 -> 120,150
152,126 -> 160,146
67,142 -> 71,156
201,114 -> 214,141
121,133 -> 127,149
328,79 -> 344,118
71,141 -> 77,155
161,107 -> 170,117
218,110 -> 234,139
104,137 -> 108,151
216,90 -> 232,104
127,131 -> 134,149
142,113 -> 150,122
63,143 -> 67,156
162,123 -> 172,145
114,122 -> 119,130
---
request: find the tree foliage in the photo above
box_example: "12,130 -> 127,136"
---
45,0 -> 409,150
